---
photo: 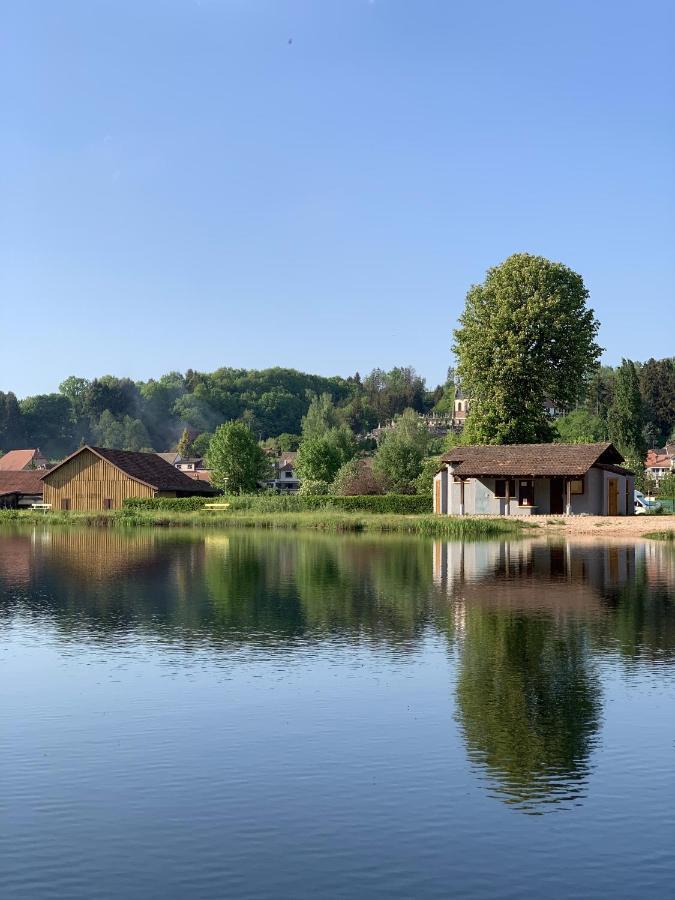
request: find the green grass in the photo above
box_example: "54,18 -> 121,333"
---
643,529 -> 675,542
0,507 -> 533,538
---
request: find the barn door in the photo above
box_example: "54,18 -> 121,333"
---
608,478 -> 618,516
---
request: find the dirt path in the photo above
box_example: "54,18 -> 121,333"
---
534,515 -> 673,538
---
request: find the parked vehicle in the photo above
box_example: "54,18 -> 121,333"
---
634,491 -> 662,514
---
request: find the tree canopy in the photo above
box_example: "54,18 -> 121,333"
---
207,421 -> 271,494
608,359 -> 645,459
0,365 -> 437,458
454,253 -> 602,443
373,409 -> 430,493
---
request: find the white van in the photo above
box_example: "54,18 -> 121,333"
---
634,491 -> 662,514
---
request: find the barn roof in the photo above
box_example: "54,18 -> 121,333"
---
0,470 -> 45,497
43,446 -> 219,494
440,442 -> 631,478
0,449 -> 43,471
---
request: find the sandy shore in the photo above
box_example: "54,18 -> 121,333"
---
534,515 -> 673,538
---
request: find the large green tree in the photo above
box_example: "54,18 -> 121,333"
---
208,421 -> 271,494
363,366 -> 427,422
0,391 -> 26,449
607,359 -> 645,459
20,393 -> 76,457
373,409 -> 430,493
296,426 -> 357,487
453,253 -> 602,443
301,393 -> 339,440
554,409 -> 606,444
639,357 -> 675,445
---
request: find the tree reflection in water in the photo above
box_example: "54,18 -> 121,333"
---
435,538 -> 675,812
455,612 -> 600,811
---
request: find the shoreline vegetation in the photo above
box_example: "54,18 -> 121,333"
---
643,530 -> 675,542
0,506 -> 532,538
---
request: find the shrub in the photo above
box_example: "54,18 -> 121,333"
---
331,459 -> 384,496
414,456 -> 442,496
123,494 -> 432,514
123,496 -> 215,511
298,479 -> 330,496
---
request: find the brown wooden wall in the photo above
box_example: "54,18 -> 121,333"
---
43,448 -> 154,510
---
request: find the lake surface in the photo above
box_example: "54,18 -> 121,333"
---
1,526 -> 674,899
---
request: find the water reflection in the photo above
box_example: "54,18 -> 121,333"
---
1,525 -> 674,818
433,538 -> 675,811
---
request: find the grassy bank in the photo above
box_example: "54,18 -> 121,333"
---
0,507 -> 533,538
644,529 -> 675,542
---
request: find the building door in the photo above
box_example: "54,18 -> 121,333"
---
549,478 -> 565,515
608,478 -> 619,515
435,478 -> 441,514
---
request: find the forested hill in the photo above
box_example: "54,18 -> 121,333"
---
1,358 -> 673,460
0,366 -> 443,458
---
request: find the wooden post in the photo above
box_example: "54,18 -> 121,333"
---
505,478 -> 511,516
566,479 -> 572,516
460,479 -> 465,516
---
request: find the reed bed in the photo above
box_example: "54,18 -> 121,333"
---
0,507 -> 532,538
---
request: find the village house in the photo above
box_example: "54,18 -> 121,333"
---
156,451 -> 181,467
156,452 -> 215,484
175,456 -> 205,472
0,471 -> 45,509
0,448 -> 48,471
645,447 -> 674,483
433,442 -> 634,517
42,446 -> 218,511
263,451 -> 300,492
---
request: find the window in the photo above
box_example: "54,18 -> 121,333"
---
495,479 -> 516,499
570,478 -> 584,495
103,498 -> 112,510
61,498 -> 71,510
285,471 -> 293,478
518,480 -> 534,507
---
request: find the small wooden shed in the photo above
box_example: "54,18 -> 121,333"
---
42,445 -> 218,511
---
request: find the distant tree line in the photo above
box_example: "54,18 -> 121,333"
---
0,365 -> 449,459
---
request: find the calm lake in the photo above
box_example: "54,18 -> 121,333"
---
1,526 -> 674,899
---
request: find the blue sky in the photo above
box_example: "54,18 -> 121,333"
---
3,0 -> 674,398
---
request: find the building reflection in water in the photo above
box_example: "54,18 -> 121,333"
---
432,538 -> 674,812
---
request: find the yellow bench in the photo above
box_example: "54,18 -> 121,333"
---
203,503 -> 231,511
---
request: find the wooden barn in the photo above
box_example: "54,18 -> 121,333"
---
42,445 -> 218,511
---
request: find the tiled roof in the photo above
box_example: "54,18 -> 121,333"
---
441,442 -> 627,477
44,446 -> 218,494
0,470 -> 45,497
645,449 -> 671,469
184,469 -> 216,483
0,449 -> 42,471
